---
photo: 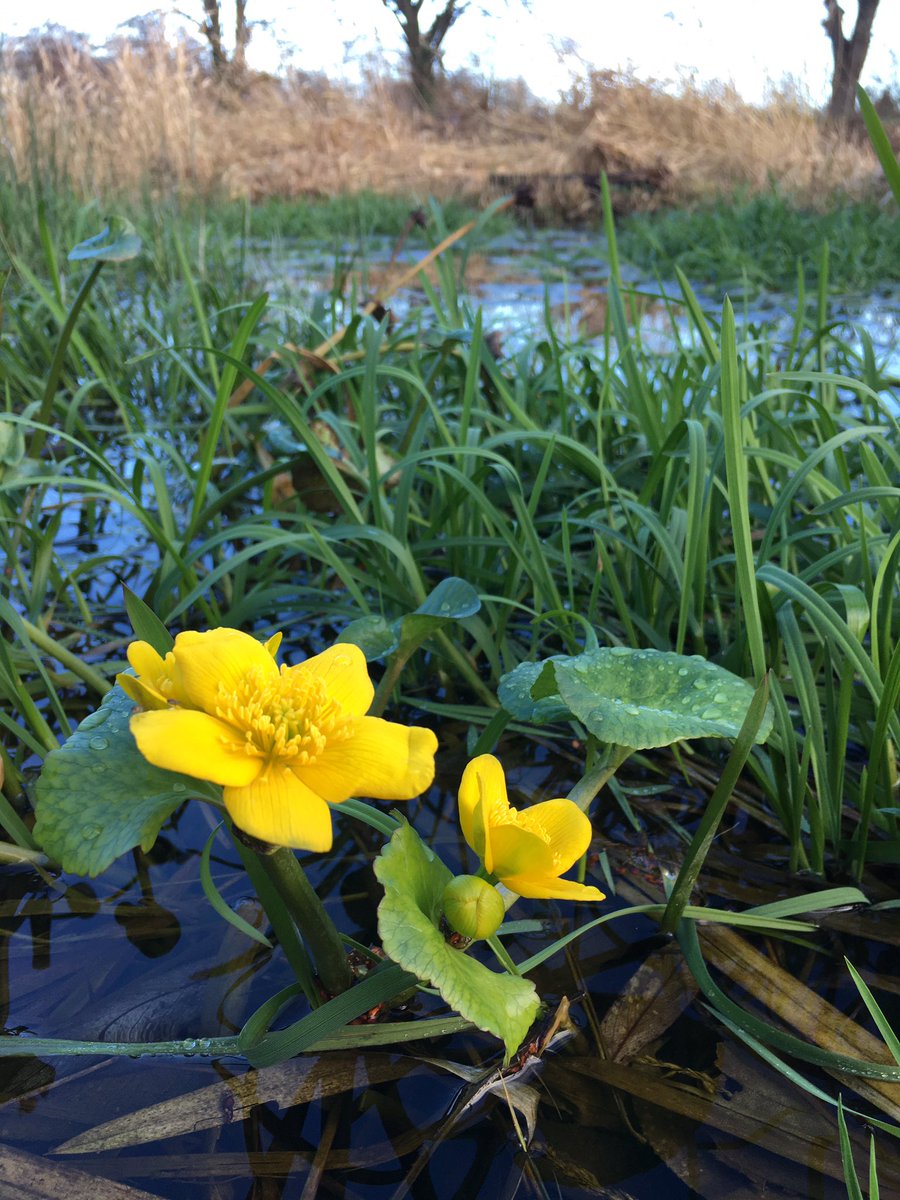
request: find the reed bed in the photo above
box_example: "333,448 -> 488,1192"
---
0,33 -> 883,206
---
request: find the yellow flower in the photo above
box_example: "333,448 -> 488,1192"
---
458,754 -> 605,902
117,628 -> 438,852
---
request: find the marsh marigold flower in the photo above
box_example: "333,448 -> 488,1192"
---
458,754 -> 605,901
117,628 -> 437,852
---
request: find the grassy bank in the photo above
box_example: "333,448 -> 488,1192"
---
619,190 -> 900,291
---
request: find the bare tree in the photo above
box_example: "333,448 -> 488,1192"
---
177,0 -> 253,78
381,0 -> 467,109
823,0 -> 881,124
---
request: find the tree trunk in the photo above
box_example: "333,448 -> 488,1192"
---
233,0 -> 251,75
384,0 -> 463,111
201,0 -> 228,77
823,0 -> 880,125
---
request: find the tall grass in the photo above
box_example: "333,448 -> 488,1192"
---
0,190 -> 897,875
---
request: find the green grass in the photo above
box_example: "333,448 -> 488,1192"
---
618,190 -> 900,292
0,181 -> 897,880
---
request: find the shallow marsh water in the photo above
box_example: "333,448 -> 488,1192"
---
250,227 -> 900,379
2,733 -> 899,1199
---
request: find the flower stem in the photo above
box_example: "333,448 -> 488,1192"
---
254,845 -> 353,998
567,744 -> 633,813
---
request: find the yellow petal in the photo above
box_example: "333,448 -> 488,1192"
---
127,640 -> 166,678
458,755 -> 508,860
518,798 -> 593,874
171,628 -> 277,712
292,644 -> 374,717
116,672 -> 168,711
501,873 -> 605,902
489,822 -> 556,880
130,708 -> 261,786
264,632 -> 283,658
299,717 -> 437,803
224,767 -> 334,851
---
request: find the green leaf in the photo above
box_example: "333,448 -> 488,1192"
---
398,576 -> 481,647
338,578 -> 481,663
34,685 -> 207,876
497,659 -> 572,723
858,86 -> 900,209
542,647 -> 773,748
337,614 -> 399,660
123,586 -> 174,655
67,218 -> 142,263
374,821 -> 540,1060
0,418 -> 25,468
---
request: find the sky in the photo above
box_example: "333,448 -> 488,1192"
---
3,0 -> 899,106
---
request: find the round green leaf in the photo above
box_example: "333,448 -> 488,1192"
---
497,659 -> 572,723
374,821 -> 540,1060
398,577 -> 482,648
337,615 -> 399,661
34,685 -> 209,877
550,647 -> 774,749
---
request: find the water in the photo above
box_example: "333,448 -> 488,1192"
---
1,742 -> 896,1198
249,227 -> 900,376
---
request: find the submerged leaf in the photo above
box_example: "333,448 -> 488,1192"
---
34,685 -> 205,876
54,1053 -> 417,1154
374,821 -> 540,1060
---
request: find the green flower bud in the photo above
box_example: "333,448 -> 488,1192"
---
442,875 -> 505,941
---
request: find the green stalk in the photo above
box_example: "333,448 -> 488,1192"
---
567,744 -> 633,813
29,261 -> 104,459
253,845 -> 352,998
20,619 -> 110,696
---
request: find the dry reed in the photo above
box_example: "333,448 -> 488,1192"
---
0,35 -> 882,207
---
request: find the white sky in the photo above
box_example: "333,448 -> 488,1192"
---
3,1 -> 899,105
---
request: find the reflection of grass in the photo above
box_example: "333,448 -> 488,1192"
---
618,190 -> 900,291
1,191 -> 897,884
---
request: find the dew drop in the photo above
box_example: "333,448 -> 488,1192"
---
609,645 -> 631,656
171,782 -> 187,793
713,691 -> 728,703
82,824 -> 101,840
197,1037 -> 213,1054
89,736 -> 109,751
677,667 -> 689,677
692,678 -> 708,690
701,706 -> 724,720
624,704 -> 641,716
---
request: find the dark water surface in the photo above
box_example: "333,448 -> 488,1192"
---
2,737 -> 897,1199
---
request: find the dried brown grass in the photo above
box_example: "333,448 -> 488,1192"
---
0,38 -> 882,207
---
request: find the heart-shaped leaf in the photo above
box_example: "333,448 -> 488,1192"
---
35,685 -> 210,876
537,648 -> 773,749
498,659 -> 572,723
67,218 -> 142,263
375,821 -> 540,1060
338,578 -> 481,662
336,615 -> 399,661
